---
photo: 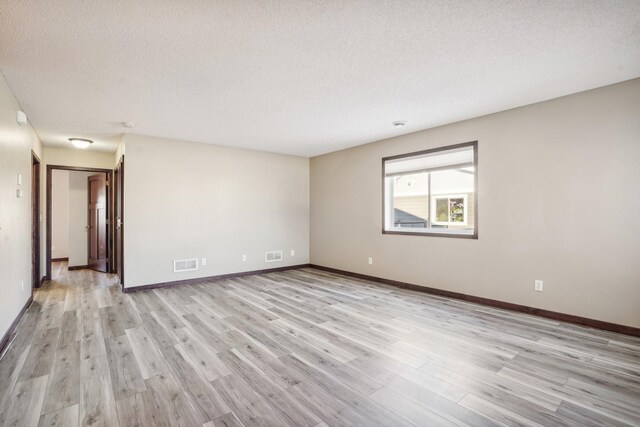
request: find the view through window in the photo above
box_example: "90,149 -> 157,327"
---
383,142 -> 477,238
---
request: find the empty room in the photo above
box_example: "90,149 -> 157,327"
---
1,1 -> 639,426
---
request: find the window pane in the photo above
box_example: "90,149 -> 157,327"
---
392,173 -> 428,229
436,198 -> 448,222
450,198 -> 464,222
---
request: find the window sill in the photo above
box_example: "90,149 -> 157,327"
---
382,229 -> 478,239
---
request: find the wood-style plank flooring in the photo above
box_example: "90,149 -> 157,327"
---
1,262 -> 640,426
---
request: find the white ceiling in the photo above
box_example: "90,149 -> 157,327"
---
1,1 -> 639,156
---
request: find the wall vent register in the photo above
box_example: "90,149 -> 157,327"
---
174,258 -> 198,272
265,251 -> 283,262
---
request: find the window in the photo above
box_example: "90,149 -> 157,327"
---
383,141 -> 477,238
432,194 -> 467,225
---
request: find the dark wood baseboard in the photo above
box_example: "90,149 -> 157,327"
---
51,257 -> 68,262
68,265 -> 90,271
123,264 -> 312,293
0,296 -> 34,358
309,264 -> 640,338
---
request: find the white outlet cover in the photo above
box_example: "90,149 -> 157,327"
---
290,249 -> 295,256
368,257 -> 373,265
242,254 -> 247,262
534,280 -> 544,291
201,258 -> 206,266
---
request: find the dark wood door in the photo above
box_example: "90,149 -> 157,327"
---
32,153 -> 40,289
114,158 -> 124,284
88,174 -> 108,272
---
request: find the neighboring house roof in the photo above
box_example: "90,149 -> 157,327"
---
394,209 -> 426,224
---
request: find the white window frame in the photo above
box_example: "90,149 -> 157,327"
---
431,194 -> 468,226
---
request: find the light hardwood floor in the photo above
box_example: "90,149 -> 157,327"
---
1,262 -> 639,426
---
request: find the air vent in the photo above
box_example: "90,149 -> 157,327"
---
265,251 -> 283,262
174,258 -> 198,272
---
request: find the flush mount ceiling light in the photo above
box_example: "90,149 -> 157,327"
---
69,138 -> 93,149
392,121 -> 406,127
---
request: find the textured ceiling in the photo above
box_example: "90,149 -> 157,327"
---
1,1 -> 639,156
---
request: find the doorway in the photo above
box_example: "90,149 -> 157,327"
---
45,165 -> 113,280
31,151 -> 41,289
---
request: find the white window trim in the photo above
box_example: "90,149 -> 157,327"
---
430,194 -> 468,226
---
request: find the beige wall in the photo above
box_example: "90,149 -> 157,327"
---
51,170 -> 69,259
310,78 -> 640,328
0,72 -> 43,341
123,134 -> 309,288
44,146 -> 115,170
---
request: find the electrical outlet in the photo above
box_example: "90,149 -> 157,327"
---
290,249 -> 295,256
21,280 -> 24,292
534,280 -> 544,292
201,258 -> 206,266
368,257 -> 373,265
242,254 -> 247,262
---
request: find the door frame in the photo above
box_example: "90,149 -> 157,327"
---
114,156 -> 125,286
45,165 -> 113,280
31,151 -> 41,289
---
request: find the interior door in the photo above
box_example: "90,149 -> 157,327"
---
88,174 -> 108,272
114,158 -> 124,284
31,153 -> 40,289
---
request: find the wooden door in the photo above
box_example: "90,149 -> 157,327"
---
114,158 -> 124,284
88,174 -> 108,272
31,153 -> 40,289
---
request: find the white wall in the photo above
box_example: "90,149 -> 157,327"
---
51,170 -> 69,259
68,171 -> 95,267
123,134 -> 309,288
44,147 -> 115,170
310,78 -> 640,329
0,72 -> 43,342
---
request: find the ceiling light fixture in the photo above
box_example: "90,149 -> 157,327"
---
393,121 -> 406,127
69,138 -> 93,149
